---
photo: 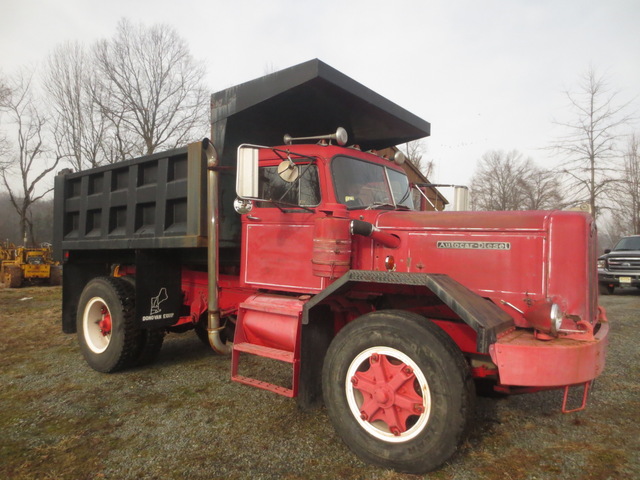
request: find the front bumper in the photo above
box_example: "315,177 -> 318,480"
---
598,272 -> 640,288
489,322 -> 609,387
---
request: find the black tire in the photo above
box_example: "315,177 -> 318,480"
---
135,328 -> 165,366
5,266 -> 23,288
322,310 -> 474,474
195,315 -> 210,346
109,275 -> 164,367
76,276 -> 140,373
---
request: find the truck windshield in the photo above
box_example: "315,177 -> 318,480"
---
613,236 -> 640,251
332,156 -> 414,210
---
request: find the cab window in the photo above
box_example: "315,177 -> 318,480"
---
257,164 -> 321,207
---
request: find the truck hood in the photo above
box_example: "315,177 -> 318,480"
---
604,249 -> 640,256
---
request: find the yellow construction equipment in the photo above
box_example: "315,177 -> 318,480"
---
1,242 -> 61,288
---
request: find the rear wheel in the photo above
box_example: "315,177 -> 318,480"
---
322,310 -> 474,474
77,276 -> 140,372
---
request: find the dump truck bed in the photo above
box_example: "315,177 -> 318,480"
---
53,142 -> 239,258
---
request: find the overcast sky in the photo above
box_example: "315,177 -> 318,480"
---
1,0 -> 639,188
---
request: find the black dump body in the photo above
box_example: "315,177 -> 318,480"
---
53,143 -> 214,255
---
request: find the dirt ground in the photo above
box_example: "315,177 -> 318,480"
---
1,285 -> 638,480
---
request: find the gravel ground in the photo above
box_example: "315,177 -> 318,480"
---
1,285 -> 638,480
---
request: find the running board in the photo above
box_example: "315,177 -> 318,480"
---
231,293 -> 307,398
231,342 -> 299,397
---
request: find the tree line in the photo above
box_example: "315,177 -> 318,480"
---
470,68 -> 639,244
0,19 -> 209,246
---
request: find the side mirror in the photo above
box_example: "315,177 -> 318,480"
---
236,145 -> 259,198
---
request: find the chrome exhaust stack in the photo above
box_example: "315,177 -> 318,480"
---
204,138 -> 231,354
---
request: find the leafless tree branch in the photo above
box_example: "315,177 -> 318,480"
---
0,69 -> 62,245
548,66 -> 633,219
91,19 -> 209,158
471,150 -> 563,211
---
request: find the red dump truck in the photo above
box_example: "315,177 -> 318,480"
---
53,59 -> 608,474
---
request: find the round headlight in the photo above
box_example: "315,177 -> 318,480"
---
550,303 -> 563,333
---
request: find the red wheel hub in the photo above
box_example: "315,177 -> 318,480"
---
98,307 -> 112,336
351,353 -> 425,435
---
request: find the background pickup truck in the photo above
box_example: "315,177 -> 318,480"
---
598,235 -> 640,294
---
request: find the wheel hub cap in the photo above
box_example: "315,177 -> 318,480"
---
347,346 -> 431,442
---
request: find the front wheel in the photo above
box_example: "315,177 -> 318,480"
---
322,310 -> 474,474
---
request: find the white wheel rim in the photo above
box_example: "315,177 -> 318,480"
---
345,346 -> 431,443
83,297 -> 111,354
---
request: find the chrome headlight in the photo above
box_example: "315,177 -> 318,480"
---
550,303 -> 563,334
524,299 -> 564,336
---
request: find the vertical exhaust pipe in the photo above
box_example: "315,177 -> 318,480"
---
204,138 -> 231,354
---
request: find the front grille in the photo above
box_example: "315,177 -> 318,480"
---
607,256 -> 640,272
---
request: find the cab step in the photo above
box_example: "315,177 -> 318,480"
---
231,342 -> 299,398
230,293 -> 308,398
233,342 -> 295,362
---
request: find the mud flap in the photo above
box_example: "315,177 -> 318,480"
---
135,250 -> 183,329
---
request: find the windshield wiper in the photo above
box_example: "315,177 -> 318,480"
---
365,202 -> 398,210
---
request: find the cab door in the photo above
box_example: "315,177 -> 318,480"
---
241,163 -> 324,293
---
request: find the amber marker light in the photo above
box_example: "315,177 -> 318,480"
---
385,255 -> 396,271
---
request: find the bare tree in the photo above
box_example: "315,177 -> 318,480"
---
612,133 -> 640,234
470,150 -> 562,211
43,42 -> 110,171
0,70 -> 62,245
520,165 -> 564,210
471,150 -> 528,210
402,140 -> 435,178
0,75 -> 11,166
549,67 -> 632,219
92,19 -> 209,158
